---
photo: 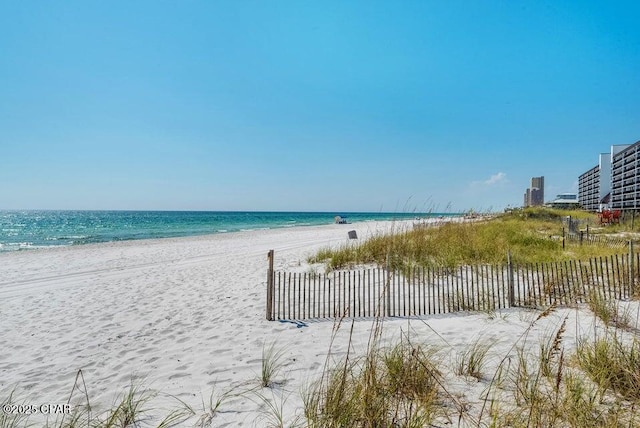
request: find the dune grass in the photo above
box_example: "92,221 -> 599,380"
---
587,290 -> 633,330
0,391 -> 30,428
454,338 -> 493,380
304,334 -> 443,427
309,207 -> 627,271
302,304 -> 640,428
4,304 -> 640,427
482,308 -> 640,428
261,341 -> 288,388
193,386 -> 233,428
0,370 -> 196,428
576,333 -> 640,403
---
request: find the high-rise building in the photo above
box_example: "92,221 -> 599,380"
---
531,176 -> 544,192
578,144 -> 631,211
530,187 -> 544,206
524,176 -> 544,207
578,164 -> 600,211
611,141 -> 640,209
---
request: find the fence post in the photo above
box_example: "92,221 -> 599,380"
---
385,254 -> 391,317
266,250 -> 275,321
507,250 -> 515,307
629,241 -> 635,297
562,227 -> 565,249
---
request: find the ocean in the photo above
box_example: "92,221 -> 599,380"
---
0,210 -> 455,252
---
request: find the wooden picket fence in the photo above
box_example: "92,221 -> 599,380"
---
564,232 -> 630,248
265,249 -> 639,321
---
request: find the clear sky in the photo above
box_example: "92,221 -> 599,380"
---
1,1 -> 639,213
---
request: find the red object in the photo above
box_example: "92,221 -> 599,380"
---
611,210 -> 621,224
599,209 -> 620,225
599,210 -> 611,225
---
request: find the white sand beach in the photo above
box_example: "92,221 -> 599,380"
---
1,219 -> 638,426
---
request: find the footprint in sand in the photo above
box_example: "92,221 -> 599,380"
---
2,362 -> 20,370
169,372 -> 189,380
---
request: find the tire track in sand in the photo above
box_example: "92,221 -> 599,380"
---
0,237 -> 334,299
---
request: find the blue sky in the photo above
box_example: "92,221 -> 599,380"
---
1,1 -> 639,212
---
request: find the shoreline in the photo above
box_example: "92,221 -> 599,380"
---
0,211 -> 459,254
0,219 -> 424,298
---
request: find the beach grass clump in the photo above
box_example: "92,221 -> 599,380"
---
310,208 -> 620,272
0,391 -> 30,428
193,387 -> 233,428
576,333 -> 640,402
491,370 -> 629,428
252,390 -> 303,428
304,339 -> 442,427
1,372 -> 195,428
482,311 -> 639,428
90,383 -> 177,428
454,338 -> 492,380
261,341 -> 288,388
587,290 -> 632,330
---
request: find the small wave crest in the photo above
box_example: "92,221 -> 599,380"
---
0,241 -> 70,252
240,227 -> 271,232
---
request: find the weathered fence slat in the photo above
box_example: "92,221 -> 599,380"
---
497,265 -> 504,309
437,267 -> 443,314
447,270 -> 452,313
599,257 -> 606,301
566,260 -> 573,303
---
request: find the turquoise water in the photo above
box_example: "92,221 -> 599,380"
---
0,211 -> 456,252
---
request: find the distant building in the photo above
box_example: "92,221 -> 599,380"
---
532,176 -> 544,193
524,176 -> 544,207
611,141 -> 640,209
578,164 -> 601,211
548,193 -> 579,209
578,144 -> 632,211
